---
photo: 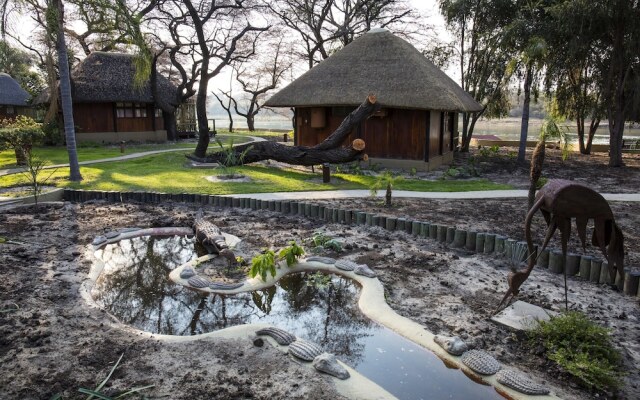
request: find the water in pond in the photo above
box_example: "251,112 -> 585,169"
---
93,236 -> 504,400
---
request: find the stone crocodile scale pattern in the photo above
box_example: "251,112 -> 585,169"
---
461,350 -> 501,375
256,327 -> 297,345
288,339 -> 324,361
496,370 -> 550,395
335,260 -> 358,271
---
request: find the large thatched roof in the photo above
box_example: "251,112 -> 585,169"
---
0,73 -> 30,106
265,29 -> 482,112
37,52 -> 179,112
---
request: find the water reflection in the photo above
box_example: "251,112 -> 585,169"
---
93,236 -> 503,400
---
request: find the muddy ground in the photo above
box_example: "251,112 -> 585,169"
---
0,148 -> 639,400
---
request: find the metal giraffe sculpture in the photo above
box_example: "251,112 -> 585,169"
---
497,179 -> 625,311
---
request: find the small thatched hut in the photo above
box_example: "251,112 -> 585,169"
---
264,29 -> 482,170
41,52 -> 179,143
0,73 -> 31,119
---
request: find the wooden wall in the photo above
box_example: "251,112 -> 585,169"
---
73,103 -> 161,134
73,103 -> 115,133
295,107 -> 456,161
0,105 -> 33,119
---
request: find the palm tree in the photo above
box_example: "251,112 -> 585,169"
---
50,0 -> 82,181
370,171 -> 403,207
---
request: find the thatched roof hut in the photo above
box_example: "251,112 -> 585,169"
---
37,52 -> 180,143
265,29 -> 481,112
0,73 -> 30,106
71,52 -> 178,113
264,29 -> 481,170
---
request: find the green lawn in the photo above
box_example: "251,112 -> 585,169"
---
0,151 -> 512,194
0,134 -> 247,169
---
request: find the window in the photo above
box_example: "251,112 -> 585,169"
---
6,106 -> 14,115
116,102 -> 148,118
155,108 -> 163,118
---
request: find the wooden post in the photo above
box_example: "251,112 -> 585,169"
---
323,163 -> 331,183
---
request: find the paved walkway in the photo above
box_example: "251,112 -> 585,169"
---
0,136 -> 265,177
225,189 -> 640,202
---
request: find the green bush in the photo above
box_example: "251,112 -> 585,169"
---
530,311 -> 623,391
0,116 -> 43,165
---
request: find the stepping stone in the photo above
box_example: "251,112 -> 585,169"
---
491,301 -> 556,332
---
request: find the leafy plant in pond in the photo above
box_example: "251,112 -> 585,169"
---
529,311 -> 623,391
305,271 -> 332,289
249,250 -> 277,282
369,171 -> 403,207
278,241 -> 305,267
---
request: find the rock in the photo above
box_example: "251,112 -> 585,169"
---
105,231 -> 120,239
461,350 -> 501,375
305,256 -> 336,264
335,259 -> 358,271
253,338 -> 264,347
288,339 -> 323,361
92,236 -> 107,246
187,275 -> 211,288
312,353 -> 350,380
180,268 -> 196,279
354,264 -> 376,278
433,335 -> 468,356
256,327 -> 297,345
496,369 -> 550,395
209,281 -> 244,290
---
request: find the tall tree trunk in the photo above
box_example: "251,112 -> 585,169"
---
193,73 -> 210,157
585,118 -> 600,154
460,112 -> 471,152
53,0 -> 82,181
247,115 -> 255,131
517,65 -> 533,164
576,116 -> 587,154
164,111 -> 177,141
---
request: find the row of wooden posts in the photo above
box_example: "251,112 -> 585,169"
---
63,189 -> 640,299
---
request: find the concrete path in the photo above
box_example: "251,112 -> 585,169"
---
225,189 -> 640,202
0,135 -> 265,177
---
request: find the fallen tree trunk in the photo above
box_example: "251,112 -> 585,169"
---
188,94 -> 381,166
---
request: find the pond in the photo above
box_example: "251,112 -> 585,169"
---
93,235 -> 504,400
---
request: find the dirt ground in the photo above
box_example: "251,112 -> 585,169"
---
0,149 -> 639,400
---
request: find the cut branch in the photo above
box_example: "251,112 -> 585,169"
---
188,94 -> 380,166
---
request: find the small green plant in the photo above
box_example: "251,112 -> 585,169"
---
249,250 -> 277,282
323,239 -> 342,252
309,231 -> 331,247
50,353 -> 154,400
409,167 -> 417,177
529,311 -> 624,391
441,166 -> 460,180
215,138 -> 253,171
478,145 -> 500,158
369,170 -> 403,207
20,151 -> 57,206
278,241 -> 305,267
535,176 -> 548,189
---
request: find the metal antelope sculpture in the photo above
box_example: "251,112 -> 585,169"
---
497,179 -> 624,311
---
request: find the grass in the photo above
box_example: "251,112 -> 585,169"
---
0,151 -> 513,194
0,134 -> 246,169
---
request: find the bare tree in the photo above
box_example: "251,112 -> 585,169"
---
155,0 -> 269,158
266,0 -> 425,69
213,89 -> 235,132
230,37 -> 291,131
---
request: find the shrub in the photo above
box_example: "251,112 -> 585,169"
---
278,241 -> 305,267
249,250 -> 277,282
0,116 -> 44,165
369,170 -> 403,207
530,311 -> 623,391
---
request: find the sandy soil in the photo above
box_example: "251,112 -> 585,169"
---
0,149 -> 638,400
